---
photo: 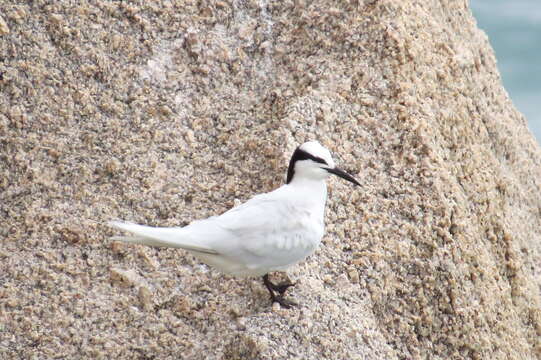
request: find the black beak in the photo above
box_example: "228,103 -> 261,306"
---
325,167 -> 360,186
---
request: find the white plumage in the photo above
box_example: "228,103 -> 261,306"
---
109,141 -> 359,307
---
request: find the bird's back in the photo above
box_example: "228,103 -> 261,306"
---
184,184 -> 326,276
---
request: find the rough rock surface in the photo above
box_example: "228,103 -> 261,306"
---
1,0 -> 540,359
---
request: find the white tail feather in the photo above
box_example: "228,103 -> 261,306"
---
108,221 -> 218,255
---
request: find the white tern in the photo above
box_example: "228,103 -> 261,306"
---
109,141 -> 360,308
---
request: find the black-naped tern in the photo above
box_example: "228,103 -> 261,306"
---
109,141 -> 360,308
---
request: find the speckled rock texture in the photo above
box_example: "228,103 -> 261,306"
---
1,0 -> 540,359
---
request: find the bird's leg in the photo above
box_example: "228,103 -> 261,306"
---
262,274 -> 296,295
271,279 -> 296,295
262,274 -> 297,308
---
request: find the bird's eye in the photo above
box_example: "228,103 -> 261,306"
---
311,156 -> 327,165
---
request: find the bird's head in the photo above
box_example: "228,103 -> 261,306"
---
286,141 -> 360,186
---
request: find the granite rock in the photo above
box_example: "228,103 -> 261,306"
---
1,0 -> 540,359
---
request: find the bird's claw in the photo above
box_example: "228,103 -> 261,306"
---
272,281 -> 296,295
262,274 -> 297,309
271,294 -> 297,309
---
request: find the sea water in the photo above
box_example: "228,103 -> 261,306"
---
471,0 -> 541,142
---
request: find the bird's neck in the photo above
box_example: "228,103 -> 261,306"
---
287,178 -> 328,207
